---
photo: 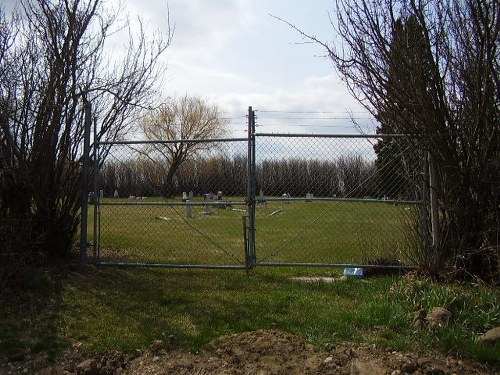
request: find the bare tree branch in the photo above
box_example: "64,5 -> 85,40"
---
275,0 -> 499,282
0,0 -> 172,258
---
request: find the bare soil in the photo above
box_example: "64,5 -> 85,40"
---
2,330 -> 498,374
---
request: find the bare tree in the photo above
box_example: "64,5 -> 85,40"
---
0,0 -> 171,261
278,1 -> 499,281
140,95 -> 228,197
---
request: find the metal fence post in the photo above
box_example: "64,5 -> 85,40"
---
246,106 -> 256,269
92,116 -> 99,262
421,149 -> 430,252
79,99 -> 92,265
428,152 -> 440,250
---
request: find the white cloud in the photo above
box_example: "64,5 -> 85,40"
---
1,0 -> 18,12
5,0 -> 376,137
142,0 -> 375,136
132,0 -> 258,64
213,74 -> 373,136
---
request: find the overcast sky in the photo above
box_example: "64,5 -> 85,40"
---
140,0 -> 374,136
4,0 -> 376,136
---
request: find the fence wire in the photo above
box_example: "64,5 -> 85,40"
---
253,134 -> 424,267
91,133 -> 425,269
93,139 -> 249,268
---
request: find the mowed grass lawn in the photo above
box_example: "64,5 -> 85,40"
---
92,197 -> 414,266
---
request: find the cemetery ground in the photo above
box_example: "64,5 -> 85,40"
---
93,197 -> 415,266
0,199 -> 499,374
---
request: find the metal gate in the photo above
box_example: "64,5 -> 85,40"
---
81,107 -> 426,270
251,133 -> 425,268
90,137 -> 251,269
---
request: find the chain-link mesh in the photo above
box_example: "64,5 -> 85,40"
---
94,139 -> 249,267
253,134 -> 424,266
92,134 -> 424,268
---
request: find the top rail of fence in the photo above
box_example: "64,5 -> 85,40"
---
257,197 -> 423,205
97,137 -> 248,146
254,133 -> 407,139
97,134 -> 410,146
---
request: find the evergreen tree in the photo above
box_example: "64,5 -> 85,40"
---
374,16 -> 432,201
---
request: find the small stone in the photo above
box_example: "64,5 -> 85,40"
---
401,363 -> 418,373
417,357 -> 432,366
152,356 -> 160,362
325,342 -> 335,351
75,358 -> 98,375
426,307 -> 452,329
425,368 -> 445,375
323,356 -> 333,363
478,326 -> 500,345
391,370 -> 401,375
345,348 -> 355,357
351,359 -> 384,375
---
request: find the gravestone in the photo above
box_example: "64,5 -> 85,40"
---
203,193 -> 213,214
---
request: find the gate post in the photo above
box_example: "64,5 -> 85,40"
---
92,116 -> 99,262
428,151 -> 441,271
246,106 -> 256,269
421,149 -> 430,252
79,98 -> 92,264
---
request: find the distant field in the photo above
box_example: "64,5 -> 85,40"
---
88,197 -> 417,267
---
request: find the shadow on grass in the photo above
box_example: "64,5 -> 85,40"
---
0,265 -> 68,363
60,266 -> 370,353
0,265 -> 320,361
1,264 -> 498,366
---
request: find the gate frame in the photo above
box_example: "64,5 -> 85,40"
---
249,132 -> 424,270
90,135 -> 252,270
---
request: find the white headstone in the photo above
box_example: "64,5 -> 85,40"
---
204,193 -> 212,214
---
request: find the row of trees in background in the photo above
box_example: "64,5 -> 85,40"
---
98,152 -> 421,201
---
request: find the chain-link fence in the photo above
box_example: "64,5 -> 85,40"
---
252,134 -> 425,267
92,138 -> 250,268
89,131 -> 425,269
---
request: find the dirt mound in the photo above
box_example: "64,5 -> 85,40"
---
118,330 -> 323,375
5,329 -> 499,374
